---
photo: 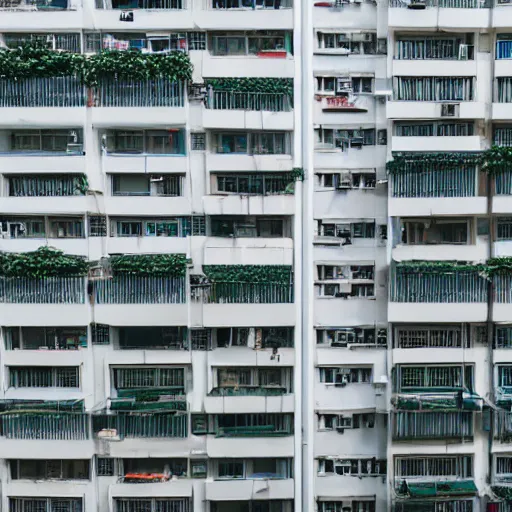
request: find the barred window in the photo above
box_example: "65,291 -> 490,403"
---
187,32 -> 206,50
9,367 -> 80,388
92,324 -> 110,345
89,216 -> 107,237
96,457 -> 115,476
191,133 -> 206,151
191,329 -> 211,350
192,216 -> 206,236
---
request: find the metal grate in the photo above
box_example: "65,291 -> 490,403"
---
115,499 -> 190,512
392,411 -> 473,440
88,216 -> 107,237
91,324 -> 110,345
187,32 -> 206,50
10,498 -> 83,512
395,326 -> 464,348
96,457 -> 115,476
395,455 -> 473,479
191,133 -> 206,151
9,367 -> 79,388
398,365 -> 471,389
191,329 -> 211,350
192,216 -> 206,236
113,368 -> 185,390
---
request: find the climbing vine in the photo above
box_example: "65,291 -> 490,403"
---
0,43 -> 193,86
492,486 -> 512,501
386,152 -> 482,173
395,258 -> 512,277
205,78 -> 293,97
110,254 -> 188,277
203,265 -> 293,283
481,145 -> 512,175
0,247 -> 87,278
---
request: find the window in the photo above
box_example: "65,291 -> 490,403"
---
394,326 -> 465,349
10,130 -> 83,153
187,32 -> 206,50
210,217 -> 285,238
395,455 -> 473,479
11,460 -> 90,480
96,458 -> 115,476
191,329 -> 211,350
191,132 -> 206,150
92,324 -> 110,345
88,216 -> 107,237
317,31 -> 376,54
317,327 -> 386,347
397,365 -> 473,390
498,217 -> 512,240
316,171 -> 376,190
113,367 -> 185,391
319,221 -> 376,240
319,413 -> 375,430
106,130 -> 185,155
316,128 -> 375,150
10,498 -> 83,512
4,327 -> 87,350
210,31 -> 288,56
316,76 -> 373,94
145,220 -> 180,237
192,216 -> 206,236
317,265 -> 374,281
318,458 -> 386,476
395,121 -> 474,137
215,173 -> 294,195
4,33 -> 81,53
318,502 -> 375,512
403,219 -> 469,245
218,460 -> 244,479
49,218 -> 84,238
2,217 -> 46,239
214,132 -> 290,155
9,367 -> 80,388
320,367 -> 372,384
394,77 -> 474,101
115,499 -> 190,512
395,34 -> 474,60
112,175 -> 183,197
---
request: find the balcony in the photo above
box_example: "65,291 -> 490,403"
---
206,480 -> 294,501
113,498 -> 192,512
90,80 -> 186,127
392,411 -> 474,441
493,275 -> 512,322
388,155 -> 486,217
389,263 -> 488,323
0,0 -> 83,31
194,0 -> 293,32
93,275 -> 187,326
388,0 -> 491,30
0,77 -> 86,127
203,91 -> 293,131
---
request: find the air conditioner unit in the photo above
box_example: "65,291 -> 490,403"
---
408,0 -> 426,8
441,103 -> 459,117
332,329 -> 355,347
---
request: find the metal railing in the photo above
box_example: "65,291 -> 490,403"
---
116,499 -> 190,512
394,77 -> 474,101
94,80 -> 185,107
494,275 -> 512,303
390,0 -> 487,6
0,277 -> 85,304
496,170 -> 512,194
0,78 -> 85,107
0,0 -> 79,10
214,173 -> 295,195
8,175 -> 85,197
390,270 -> 487,303
93,412 -> 187,438
497,40 -> 512,60
210,0 -> 292,8
196,282 -> 294,304
94,276 -> 186,304
0,413 -> 90,440
494,127 -> 512,146
390,166 -> 477,198
494,410 -> 512,441
395,39 -> 473,60
95,0 -> 184,8
393,501 -> 474,512
395,326 -> 465,348
392,411 -> 473,440
394,455 -> 473,479
498,78 -> 512,102
206,91 -> 291,112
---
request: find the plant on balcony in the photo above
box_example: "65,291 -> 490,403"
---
0,43 -> 85,79
202,265 -> 293,283
492,486 -> 512,501
386,152 -> 483,173
481,145 -> 512,174
109,253 -> 188,276
291,167 -> 304,181
0,247 -> 87,277
394,261 -> 485,274
83,50 -> 193,87
205,78 -> 293,98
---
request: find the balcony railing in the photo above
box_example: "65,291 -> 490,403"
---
93,80 -> 185,108
498,78 -> 512,103
196,282 -> 294,304
395,39 -> 474,60
116,499 -> 190,512
93,412 -> 187,438
0,0 -> 79,10
8,175 -> 85,197
94,276 -> 186,304
95,0 -> 183,8
390,269 -> 487,303
0,78 -> 85,107
0,277 -> 85,304
390,0 -> 488,7
210,0 -> 292,9
393,77 -> 474,102
393,500 -> 475,512
206,91 -> 291,112
209,386 -> 287,396
392,411 -> 473,440
0,412 -> 90,440
496,170 -> 512,195
390,166 -> 477,198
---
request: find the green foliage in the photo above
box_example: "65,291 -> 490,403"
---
0,43 -> 85,79
203,265 -> 293,283
205,78 -> 293,97
395,258 -> 512,276
110,254 -> 188,276
84,50 -> 192,87
386,152 -> 482,173
481,145 -> 512,175
492,486 -> 512,501
291,167 -> 305,181
0,247 -> 87,278
0,43 -> 193,86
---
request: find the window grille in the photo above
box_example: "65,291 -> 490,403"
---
91,324 -> 110,345
394,455 -> 473,479
89,216 -> 107,237
115,499 -> 190,512
397,365 -> 472,390
395,122 -> 474,137
113,368 -> 185,390
9,367 -> 79,388
191,133 -> 206,151
192,216 -> 206,236
191,329 -> 211,350
96,457 -> 115,476
10,498 -> 83,512
11,460 -> 90,480
320,367 -> 372,384
319,458 -> 386,476
497,218 -> 512,240
187,32 -> 206,50
394,326 -> 465,348
318,502 -> 376,512
394,77 -> 474,101
496,326 -> 512,348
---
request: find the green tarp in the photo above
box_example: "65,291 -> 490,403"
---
401,480 -> 477,498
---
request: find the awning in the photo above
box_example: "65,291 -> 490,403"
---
404,480 -> 477,498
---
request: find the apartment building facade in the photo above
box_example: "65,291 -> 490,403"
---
3,0 -> 512,510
